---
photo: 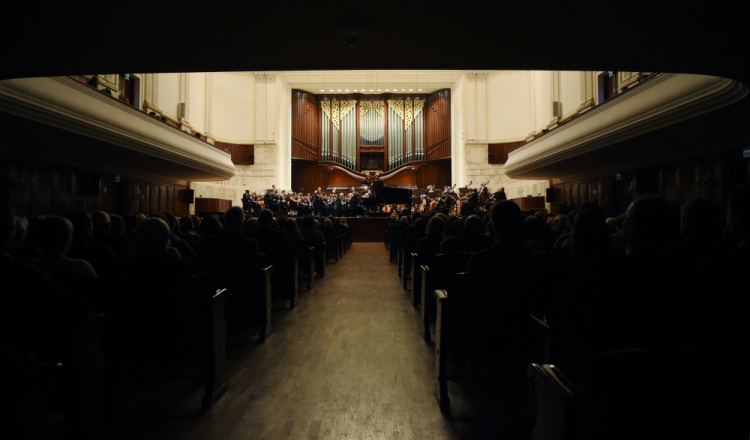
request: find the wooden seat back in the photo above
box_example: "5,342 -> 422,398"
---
529,348 -> 750,440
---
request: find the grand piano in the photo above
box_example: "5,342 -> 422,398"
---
361,182 -> 413,211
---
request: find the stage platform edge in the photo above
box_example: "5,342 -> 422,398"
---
345,217 -> 391,242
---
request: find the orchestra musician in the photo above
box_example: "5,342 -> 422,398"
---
418,194 -> 428,213
495,187 -> 507,201
313,189 -> 325,217
461,186 -> 479,215
264,188 -> 277,212
335,192 -> 345,217
288,192 -> 299,216
243,190 -> 261,213
242,189 -> 252,213
298,194 -> 312,216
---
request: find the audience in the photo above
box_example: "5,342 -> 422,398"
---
2,182 -> 748,437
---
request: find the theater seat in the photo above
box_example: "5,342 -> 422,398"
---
528,348 -> 750,440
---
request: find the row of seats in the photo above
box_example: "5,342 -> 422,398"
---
0,205 -> 353,439
385,191 -> 750,438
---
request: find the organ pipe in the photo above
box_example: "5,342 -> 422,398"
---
305,93 -> 447,171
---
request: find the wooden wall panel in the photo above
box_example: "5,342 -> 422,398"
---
291,160 -> 330,194
0,156 -> 190,217
8,162 -> 33,215
424,89 -> 451,160
148,184 -> 159,214
416,160 -> 451,188
548,150 -> 749,217
53,168 -> 72,215
216,141 -> 254,166
33,164 -> 53,214
291,90 -> 321,161
488,141 -> 526,165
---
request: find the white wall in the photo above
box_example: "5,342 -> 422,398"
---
452,75 -> 466,187
187,72 -> 206,133
486,71 -> 533,141
559,71 -> 583,120
532,71 -> 553,130
156,73 -> 181,120
210,72 -> 254,141
462,70 -> 550,206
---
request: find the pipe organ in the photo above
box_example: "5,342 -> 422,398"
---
293,89 -> 450,174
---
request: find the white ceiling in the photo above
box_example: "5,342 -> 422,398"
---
280,70 -> 465,94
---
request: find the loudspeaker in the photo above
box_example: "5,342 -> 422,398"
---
546,187 -> 555,203
552,101 -> 562,118
185,189 -> 195,204
179,102 -> 186,119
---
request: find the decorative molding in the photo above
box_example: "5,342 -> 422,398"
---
576,98 -> 595,113
504,73 -> 748,181
465,136 -> 527,146
388,99 -> 404,120
254,72 -> 277,82
180,118 -> 193,134
404,99 -> 414,130
143,99 -> 162,115
317,163 -> 368,182
465,71 -> 488,80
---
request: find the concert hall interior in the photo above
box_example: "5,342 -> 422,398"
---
1,2 -> 749,439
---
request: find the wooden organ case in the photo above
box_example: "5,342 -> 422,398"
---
291,89 -> 452,193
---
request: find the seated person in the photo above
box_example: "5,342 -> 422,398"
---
33,215 -> 98,280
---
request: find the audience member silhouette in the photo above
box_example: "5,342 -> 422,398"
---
34,215 -> 98,279
416,216 -> 446,267
65,210 -> 123,277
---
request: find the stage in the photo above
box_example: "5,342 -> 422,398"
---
343,217 -> 392,242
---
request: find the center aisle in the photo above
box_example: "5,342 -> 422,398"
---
186,242 -> 458,439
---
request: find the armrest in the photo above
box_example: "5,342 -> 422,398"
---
530,314 -> 549,329
528,363 -> 577,398
203,287 -> 228,409
213,288 -> 228,301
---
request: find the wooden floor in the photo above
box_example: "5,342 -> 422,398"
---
109,243 -> 525,439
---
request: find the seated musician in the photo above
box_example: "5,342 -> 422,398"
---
495,187 -> 507,201
280,191 -> 289,212
460,188 -> 479,215
297,194 -> 311,217
263,189 -> 278,212
250,190 -> 262,213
